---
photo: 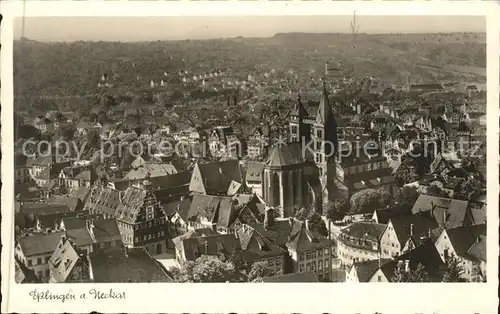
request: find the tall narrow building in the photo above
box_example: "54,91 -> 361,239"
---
287,83 -> 338,206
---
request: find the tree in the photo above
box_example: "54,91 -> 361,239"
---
324,197 -> 350,239
86,129 -> 101,149
169,255 -> 243,283
391,262 -> 431,282
247,261 -> 277,282
393,186 -> 419,205
439,254 -> 467,282
425,185 -> 450,198
350,188 -> 392,214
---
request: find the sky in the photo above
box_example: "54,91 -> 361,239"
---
14,16 -> 485,42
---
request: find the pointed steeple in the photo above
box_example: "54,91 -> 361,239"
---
291,92 -> 308,118
316,81 -> 333,125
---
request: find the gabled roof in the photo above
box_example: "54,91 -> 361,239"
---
173,233 -> 240,262
266,142 -> 306,168
445,224 -> 486,261
411,195 -> 470,229
236,225 -> 286,262
341,222 -> 386,242
18,232 -> 65,256
351,259 -> 391,282
187,194 -> 239,228
89,248 -> 172,282
373,204 -> 413,224
286,219 -> 332,252
245,161 -> 265,183
388,214 -> 440,248
49,236 -> 86,282
194,160 -> 243,195
379,239 -> 444,281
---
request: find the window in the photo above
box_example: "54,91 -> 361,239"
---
37,257 -> 42,265
275,258 -> 280,266
306,263 -> 311,271
299,253 -> 304,261
143,235 -> 147,241
377,275 -> 382,282
135,237 -> 139,242
135,225 -> 139,231
324,248 -> 329,255
148,234 -> 152,240
311,262 -> 316,271
161,231 -> 165,237
299,264 -> 304,272
28,259 -> 33,267
318,249 -> 323,257
319,260 -> 323,270
268,259 -> 273,266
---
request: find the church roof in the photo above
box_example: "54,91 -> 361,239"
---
266,143 -> 305,168
316,83 -> 334,125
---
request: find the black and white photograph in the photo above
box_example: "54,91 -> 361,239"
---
7,13 -> 490,286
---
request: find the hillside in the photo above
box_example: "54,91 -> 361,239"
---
14,32 -> 485,111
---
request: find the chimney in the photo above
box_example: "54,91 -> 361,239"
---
409,224 -> 414,238
404,260 -> 410,273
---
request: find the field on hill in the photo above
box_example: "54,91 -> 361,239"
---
14,32 -> 486,111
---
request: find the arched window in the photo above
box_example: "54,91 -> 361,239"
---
272,172 -> 280,206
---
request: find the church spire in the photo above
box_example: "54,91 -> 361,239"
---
316,80 -> 333,125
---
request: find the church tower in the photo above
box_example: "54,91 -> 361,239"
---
288,94 -> 310,144
312,82 -> 338,205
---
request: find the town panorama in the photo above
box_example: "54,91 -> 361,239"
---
12,19 -> 487,283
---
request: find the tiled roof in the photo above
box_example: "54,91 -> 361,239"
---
445,224 -> 486,261
125,163 -> 178,180
266,143 -> 305,168
194,159 -> 243,195
236,225 -> 286,262
373,204 -> 413,224
341,222 -> 386,242
18,232 -> 65,256
388,214 -> 439,248
83,185 -> 121,216
48,237 -> 86,283
91,219 -> 122,244
187,194 -> 238,228
286,219 -> 332,252
380,239 -> 444,281
89,248 -> 172,283
262,271 -> 319,282
173,233 -> 240,262
411,195 -> 470,229
351,259 -> 391,282
245,161 -> 265,183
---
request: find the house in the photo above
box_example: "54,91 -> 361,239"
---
48,235 -> 91,283
124,163 -> 178,182
261,271 -> 319,282
59,166 -> 98,191
27,155 -> 70,187
337,222 -> 387,266
182,193 -> 241,233
189,160 -> 244,196
60,217 -> 123,252
434,224 -> 486,282
15,232 -> 68,282
173,231 -> 240,264
348,239 -> 444,282
247,125 -> 270,159
284,218 -> 333,281
371,204 -> 413,224
114,181 -> 169,255
379,214 -> 440,259
411,195 -> 477,229
209,126 -> 242,158
88,247 -> 172,282
235,222 -> 286,275
245,161 -> 265,197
